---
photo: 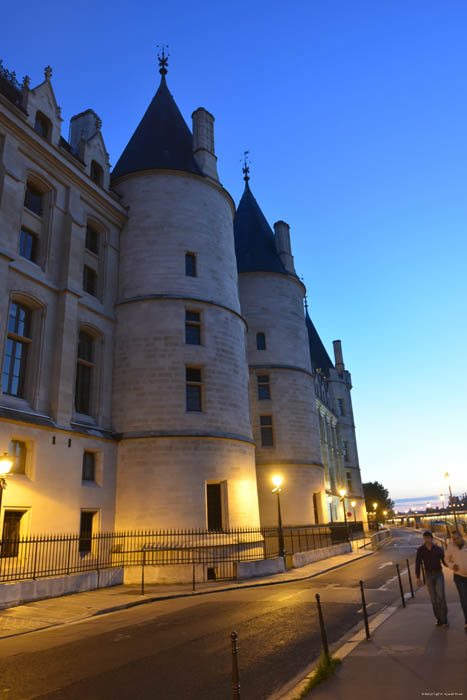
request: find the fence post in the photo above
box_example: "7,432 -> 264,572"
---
359,580 -> 371,640
66,537 -> 72,575
231,631 -> 241,699
396,563 -> 406,608
315,593 -> 330,663
32,536 -> 39,581
141,548 -> 146,596
96,534 -> 100,589
406,558 -> 414,598
192,561 -> 196,593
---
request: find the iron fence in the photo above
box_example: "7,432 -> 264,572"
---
0,521 -> 364,583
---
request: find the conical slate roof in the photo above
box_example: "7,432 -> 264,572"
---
306,310 -> 334,376
233,182 -> 287,274
111,75 -> 202,180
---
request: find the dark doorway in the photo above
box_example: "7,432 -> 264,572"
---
1,510 -> 24,557
206,483 -> 223,530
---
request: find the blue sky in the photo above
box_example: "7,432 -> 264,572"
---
3,0 -> 466,500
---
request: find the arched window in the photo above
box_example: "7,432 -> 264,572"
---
256,332 -> 266,350
24,182 -> 43,217
2,301 -> 33,397
90,161 -> 103,186
34,111 -> 51,141
75,331 -> 96,415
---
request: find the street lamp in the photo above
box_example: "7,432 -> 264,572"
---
351,500 -> 357,522
444,472 -> 458,530
338,488 -> 349,541
0,452 -> 13,516
327,495 -> 333,523
272,475 -> 286,560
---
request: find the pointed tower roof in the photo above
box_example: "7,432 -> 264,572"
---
305,308 -> 334,376
111,60 -> 202,181
234,176 -> 287,275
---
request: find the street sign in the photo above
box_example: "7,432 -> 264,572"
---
347,512 -> 352,518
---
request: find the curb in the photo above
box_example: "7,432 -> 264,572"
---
0,550 -> 374,639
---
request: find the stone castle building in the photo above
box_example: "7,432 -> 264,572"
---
0,56 -> 365,542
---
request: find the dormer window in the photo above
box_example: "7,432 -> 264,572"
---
24,182 -> 43,217
34,111 -> 51,141
85,225 -> 99,255
90,160 -> 103,186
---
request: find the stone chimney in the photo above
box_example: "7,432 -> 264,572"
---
69,110 -> 101,152
192,108 -> 219,181
273,220 -> 296,275
333,340 -> 345,375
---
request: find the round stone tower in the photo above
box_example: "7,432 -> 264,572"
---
111,62 -> 260,530
234,172 -> 326,526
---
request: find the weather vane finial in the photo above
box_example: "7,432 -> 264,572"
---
157,45 -> 169,76
242,151 -> 250,183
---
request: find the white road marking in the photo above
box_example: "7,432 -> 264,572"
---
378,562 -> 393,569
356,602 -> 375,613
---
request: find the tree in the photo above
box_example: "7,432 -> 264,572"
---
363,481 -> 395,523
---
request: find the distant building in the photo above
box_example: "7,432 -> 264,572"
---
0,56 -> 366,541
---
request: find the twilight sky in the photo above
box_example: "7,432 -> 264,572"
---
3,0 -> 466,501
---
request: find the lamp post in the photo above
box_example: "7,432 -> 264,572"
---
272,475 -> 286,560
373,502 -> 378,530
440,494 -> 445,512
0,452 -> 13,518
339,488 -> 349,541
444,472 -> 458,530
351,500 -> 357,522
327,495 -> 333,523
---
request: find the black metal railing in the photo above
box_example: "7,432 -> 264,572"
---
0,522 -> 365,584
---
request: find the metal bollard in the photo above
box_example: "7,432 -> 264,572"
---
406,559 -> 414,598
359,580 -> 371,640
315,593 -> 330,663
231,631 -> 241,699
396,563 -> 406,608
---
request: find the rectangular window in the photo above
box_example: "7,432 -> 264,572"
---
206,483 -> 223,530
342,440 -> 348,460
79,511 -> 96,553
257,374 -> 271,400
85,226 -> 99,254
260,415 -> 274,447
185,310 -> 201,345
24,183 -> 43,217
82,451 -> 96,481
19,228 -> 39,262
83,265 -> 98,296
337,399 -> 345,416
75,332 -> 95,415
185,252 -> 197,277
186,367 -> 202,412
1,511 -> 24,558
2,302 -> 32,398
9,440 -> 27,475
346,471 -> 354,493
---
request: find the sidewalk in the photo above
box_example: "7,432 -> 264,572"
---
0,549 -> 372,639
303,573 -> 467,699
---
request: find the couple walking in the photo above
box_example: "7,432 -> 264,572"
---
415,529 -> 467,630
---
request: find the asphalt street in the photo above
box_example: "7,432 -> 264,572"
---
0,528 -> 424,700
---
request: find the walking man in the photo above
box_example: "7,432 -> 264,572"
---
445,530 -> 467,632
415,530 -> 448,627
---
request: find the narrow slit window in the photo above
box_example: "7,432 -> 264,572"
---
90,161 -> 103,186
186,367 -> 202,412
260,415 -> 274,447
256,332 -> 266,350
206,483 -> 223,531
185,310 -> 201,345
75,332 -> 95,415
83,265 -> 98,296
9,440 -> 27,475
19,228 -> 39,262
82,451 -> 96,481
24,183 -> 43,217
257,375 -> 271,400
85,226 -> 99,254
185,252 -> 197,277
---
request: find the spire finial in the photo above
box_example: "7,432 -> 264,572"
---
157,45 -> 169,76
304,294 -> 309,312
242,150 -> 250,183
44,65 -> 52,81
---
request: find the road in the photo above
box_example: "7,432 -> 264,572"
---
0,528 -> 423,700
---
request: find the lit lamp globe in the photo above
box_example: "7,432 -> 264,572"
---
373,502 -> 378,510
338,488 -> 347,498
0,452 -> 13,476
271,475 -> 283,490
351,500 -> 356,508
327,496 -> 333,504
